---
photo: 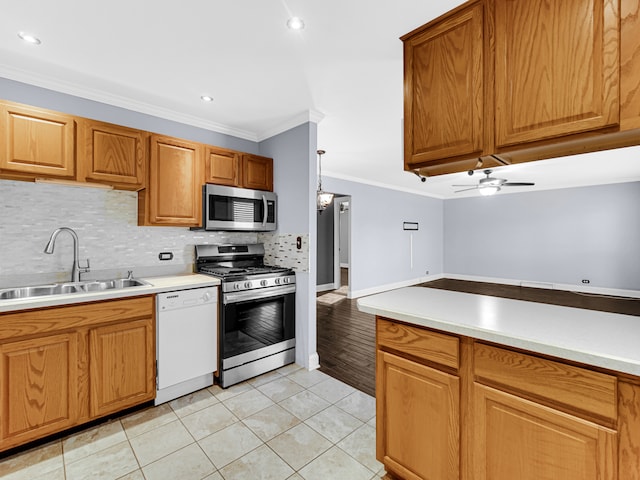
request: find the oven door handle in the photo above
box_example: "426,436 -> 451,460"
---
261,194 -> 268,227
223,285 -> 296,304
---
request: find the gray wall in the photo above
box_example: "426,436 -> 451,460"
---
316,203 -> 335,286
339,201 -> 350,266
259,122 -> 319,369
322,177 -> 444,296
444,182 -> 640,290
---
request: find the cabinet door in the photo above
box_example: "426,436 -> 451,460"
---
377,350 -> 459,480
0,333 -> 79,449
494,0 -> 620,147
0,101 -> 75,178
473,383 -> 617,480
146,134 -> 203,226
89,318 -> 155,417
242,154 -> 273,191
205,147 -> 241,186
403,2 -> 484,168
78,119 -> 147,189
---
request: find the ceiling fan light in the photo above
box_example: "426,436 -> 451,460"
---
18,31 -> 41,45
479,186 -> 500,196
287,17 -> 305,30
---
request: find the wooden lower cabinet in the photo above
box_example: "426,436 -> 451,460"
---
89,318 -> 155,418
0,333 -> 79,448
0,296 -> 154,452
377,350 -> 459,480
473,384 -> 617,480
375,316 -> 636,480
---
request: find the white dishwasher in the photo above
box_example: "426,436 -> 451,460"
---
155,287 -> 218,405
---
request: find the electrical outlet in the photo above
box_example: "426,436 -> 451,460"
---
581,279 -> 590,284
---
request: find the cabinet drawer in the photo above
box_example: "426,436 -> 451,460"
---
376,317 -> 459,370
474,343 -> 617,422
0,296 -> 154,340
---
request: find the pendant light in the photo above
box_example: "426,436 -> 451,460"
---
316,149 -> 334,211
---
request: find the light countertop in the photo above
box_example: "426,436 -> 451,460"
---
357,286 -> 640,377
0,274 -> 219,313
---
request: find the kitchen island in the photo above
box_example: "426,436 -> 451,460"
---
358,287 -> 640,480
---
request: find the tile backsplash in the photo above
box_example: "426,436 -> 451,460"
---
0,181 -> 257,287
259,233 -> 309,272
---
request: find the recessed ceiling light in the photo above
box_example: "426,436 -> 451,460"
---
200,95 -> 214,102
18,31 -> 41,45
287,17 -> 305,30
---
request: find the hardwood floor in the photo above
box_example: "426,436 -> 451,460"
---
315,275 -> 640,399
316,268 -> 376,397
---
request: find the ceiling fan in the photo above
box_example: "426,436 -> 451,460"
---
452,169 -> 535,196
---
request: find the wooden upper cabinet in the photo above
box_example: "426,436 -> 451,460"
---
402,2 -> 485,170
621,0 -> 640,130
242,153 -> 273,191
78,118 -> 147,190
493,0 -> 620,148
205,146 -> 241,186
141,134 -> 203,226
0,101 -> 75,179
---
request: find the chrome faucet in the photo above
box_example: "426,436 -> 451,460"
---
44,227 -> 90,282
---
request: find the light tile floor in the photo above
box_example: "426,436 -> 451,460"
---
0,364 -> 385,480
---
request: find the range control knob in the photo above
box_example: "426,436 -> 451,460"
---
260,280 -> 268,287
234,283 -> 241,291
244,281 -> 252,289
275,278 -> 281,285
282,277 -> 289,284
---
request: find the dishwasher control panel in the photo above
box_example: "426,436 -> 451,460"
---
157,287 -> 218,312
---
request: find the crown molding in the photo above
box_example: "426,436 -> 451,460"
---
257,109 -> 325,142
0,65 -> 261,141
322,170 -> 445,199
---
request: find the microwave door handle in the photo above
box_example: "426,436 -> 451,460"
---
261,195 -> 267,227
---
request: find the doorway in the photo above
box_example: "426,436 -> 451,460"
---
316,195 -> 350,294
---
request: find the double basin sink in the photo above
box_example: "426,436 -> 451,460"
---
0,278 -> 150,300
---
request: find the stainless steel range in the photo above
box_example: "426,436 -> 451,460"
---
195,244 -> 296,387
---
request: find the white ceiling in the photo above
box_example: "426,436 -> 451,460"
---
1,0 -> 638,199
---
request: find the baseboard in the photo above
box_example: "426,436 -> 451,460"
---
308,352 -> 320,370
445,273 -> 640,299
316,283 -> 335,293
349,273 -> 444,299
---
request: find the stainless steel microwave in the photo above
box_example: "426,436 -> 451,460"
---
203,184 -> 277,231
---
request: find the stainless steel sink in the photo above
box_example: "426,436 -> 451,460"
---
0,278 -> 150,300
79,278 -> 149,292
0,283 -> 80,300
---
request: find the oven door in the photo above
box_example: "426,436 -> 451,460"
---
221,285 -> 295,370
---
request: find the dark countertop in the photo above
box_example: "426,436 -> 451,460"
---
419,278 -> 640,317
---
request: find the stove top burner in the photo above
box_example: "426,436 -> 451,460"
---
197,264 -> 292,279
195,244 -> 295,292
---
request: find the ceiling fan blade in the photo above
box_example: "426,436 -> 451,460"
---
502,182 -> 535,186
454,187 -> 479,193
451,184 -> 477,187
